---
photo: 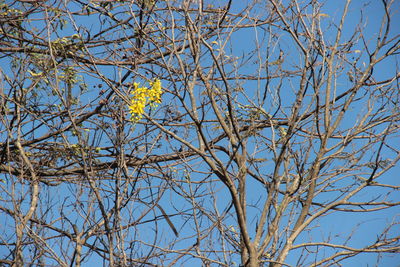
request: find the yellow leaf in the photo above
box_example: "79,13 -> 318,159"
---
28,70 -> 43,77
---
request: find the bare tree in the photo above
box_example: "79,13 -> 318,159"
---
1,0 -> 399,266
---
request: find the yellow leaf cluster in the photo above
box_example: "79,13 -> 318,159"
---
128,79 -> 162,121
148,79 -> 162,103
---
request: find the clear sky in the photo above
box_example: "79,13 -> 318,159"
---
0,0 -> 399,266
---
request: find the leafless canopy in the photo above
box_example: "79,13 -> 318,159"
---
1,0 -> 399,266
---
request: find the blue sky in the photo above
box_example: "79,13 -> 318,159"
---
0,0 -> 399,266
